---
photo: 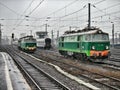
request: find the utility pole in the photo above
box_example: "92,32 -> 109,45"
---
115,33 -> 117,44
30,30 -> 32,35
57,30 -> 59,40
0,24 -> 1,45
112,23 -> 114,47
88,3 -> 91,30
51,30 -> 54,47
118,33 -> 120,44
45,24 -> 47,35
69,26 -> 71,31
51,30 -> 54,40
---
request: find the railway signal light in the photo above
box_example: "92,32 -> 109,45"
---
12,33 -> 14,39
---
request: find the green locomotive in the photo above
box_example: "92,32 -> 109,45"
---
18,35 -> 37,52
58,27 -> 110,61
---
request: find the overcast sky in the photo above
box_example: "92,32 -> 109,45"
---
0,0 -> 120,39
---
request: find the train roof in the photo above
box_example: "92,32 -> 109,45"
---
61,27 -> 108,37
36,31 -> 47,35
19,35 -> 34,39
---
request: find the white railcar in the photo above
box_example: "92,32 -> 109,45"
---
35,31 -> 51,49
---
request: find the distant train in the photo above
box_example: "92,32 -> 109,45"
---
35,31 -> 51,49
18,35 -> 37,52
58,27 -> 110,61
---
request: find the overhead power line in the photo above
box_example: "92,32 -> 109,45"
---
29,0 -> 79,20
47,0 -> 79,17
62,2 -> 120,21
60,5 -> 87,19
14,0 -> 35,26
28,0 -> 45,16
0,1 -> 21,16
93,0 -> 106,5
92,3 -> 120,19
16,0 -> 45,28
92,10 -> 120,19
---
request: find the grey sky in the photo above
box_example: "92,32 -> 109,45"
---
0,0 -> 120,38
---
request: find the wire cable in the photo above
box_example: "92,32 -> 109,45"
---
28,0 -> 45,16
0,1 -> 21,16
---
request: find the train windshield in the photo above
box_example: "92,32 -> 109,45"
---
84,34 -> 109,42
92,34 -> 109,41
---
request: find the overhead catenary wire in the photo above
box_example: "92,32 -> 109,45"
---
29,4 -> 87,32
38,0 -> 80,19
59,5 -> 87,19
28,0 -> 82,32
28,0 -> 80,28
93,0 -> 106,5
14,0 -> 35,26
26,0 -> 108,32
27,0 -> 45,16
4,0 -> 119,37
15,0 -> 45,28
53,2 -> 120,24
91,3 -> 120,19
0,1 -> 21,16
48,2 -> 120,33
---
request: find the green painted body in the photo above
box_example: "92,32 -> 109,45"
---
20,42 -> 36,50
18,36 -> 37,52
59,41 -> 110,56
58,32 -> 110,57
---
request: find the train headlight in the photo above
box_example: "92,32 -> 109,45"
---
106,46 -> 109,49
92,46 -> 95,50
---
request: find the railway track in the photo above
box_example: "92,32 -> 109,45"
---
37,48 -> 120,71
3,46 -> 70,90
4,45 -> 120,90
102,48 -> 120,70
32,49 -> 120,90
102,59 -> 120,70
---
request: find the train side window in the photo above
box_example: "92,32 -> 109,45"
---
78,35 -> 82,41
77,43 -> 79,48
62,43 -> 64,47
62,37 -> 64,41
77,36 -> 80,41
59,43 -> 61,47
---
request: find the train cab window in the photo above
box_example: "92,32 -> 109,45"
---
92,34 -> 109,41
61,37 -> 64,41
85,35 -> 91,41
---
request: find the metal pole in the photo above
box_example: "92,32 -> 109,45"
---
69,26 -> 71,31
0,24 -> 1,45
112,23 -> 114,47
51,30 -> 54,47
115,33 -> 117,44
45,24 -> 47,34
119,33 -> 120,44
57,30 -> 59,40
51,30 -> 53,40
30,30 -> 32,35
88,3 -> 91,30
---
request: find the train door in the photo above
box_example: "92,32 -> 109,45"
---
78,35 -> 82,52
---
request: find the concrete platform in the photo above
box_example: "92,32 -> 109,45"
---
0,52 -> 31,90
